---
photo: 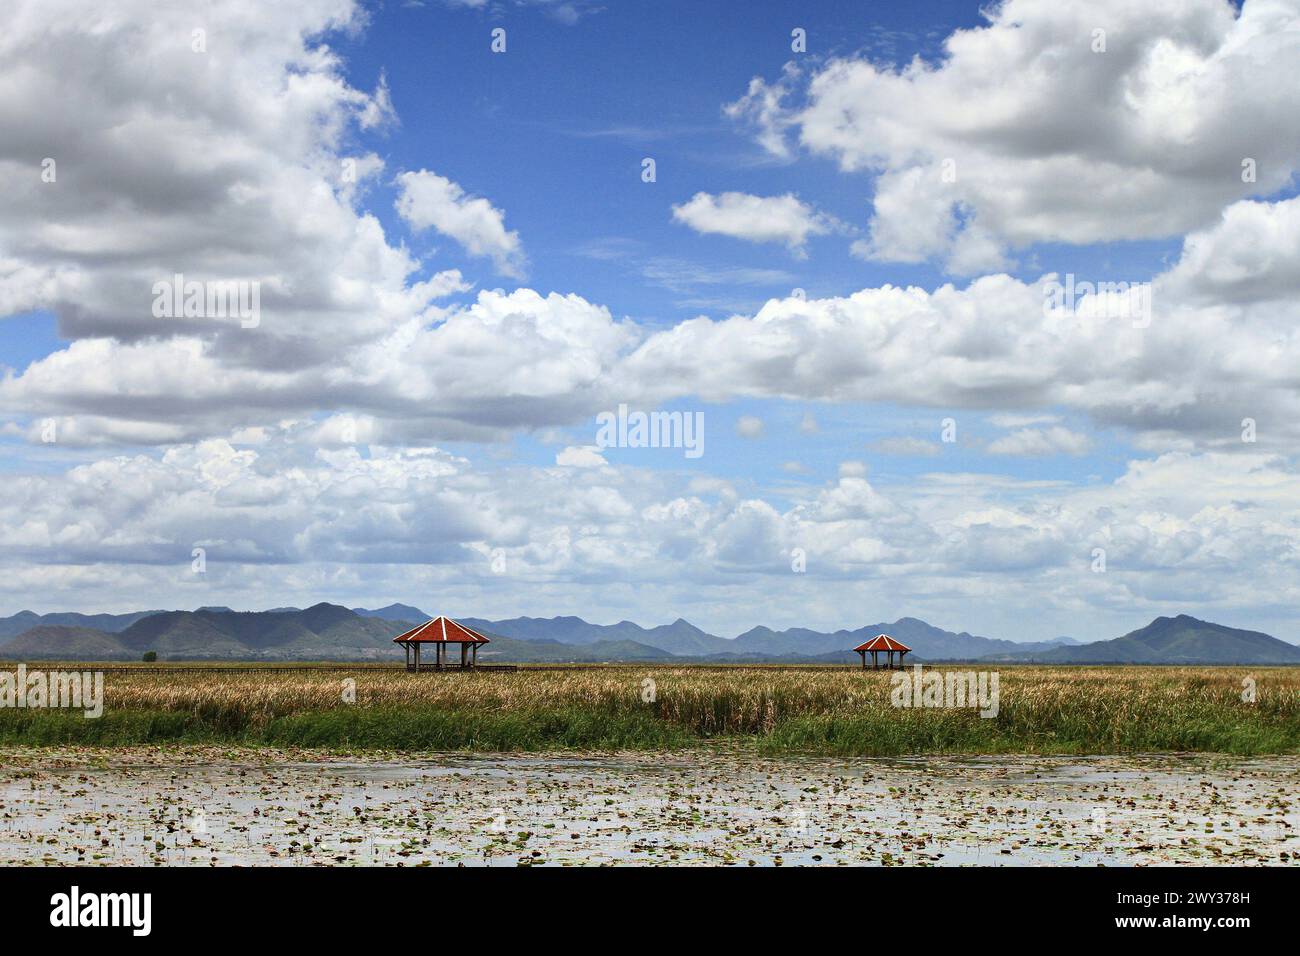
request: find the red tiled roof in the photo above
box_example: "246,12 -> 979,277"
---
853,633 -> 911,653
392,616 -> 491,644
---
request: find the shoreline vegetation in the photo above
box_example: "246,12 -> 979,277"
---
0,665 -> 1294,756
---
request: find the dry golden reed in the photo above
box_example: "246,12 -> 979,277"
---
1,664 -> 1294,753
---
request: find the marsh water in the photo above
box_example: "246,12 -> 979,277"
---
0,748 -> 1295,866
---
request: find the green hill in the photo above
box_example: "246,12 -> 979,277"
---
0,625 -> 137,660
1010,615 -> 1300,664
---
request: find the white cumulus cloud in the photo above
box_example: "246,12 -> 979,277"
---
556,445 -> 606,468
727,0 -> 1300,271
987,426 -> 1094,457
671,191 -> 841,256
395,169 -> 527,278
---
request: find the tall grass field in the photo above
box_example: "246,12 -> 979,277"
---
0,664 -> 1295,755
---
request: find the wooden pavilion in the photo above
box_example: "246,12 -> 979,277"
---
394,616 -> 491,671
853,633 -> 911,670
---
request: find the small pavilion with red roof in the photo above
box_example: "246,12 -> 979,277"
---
853,633 -> 911,670
393,616 -> 491,671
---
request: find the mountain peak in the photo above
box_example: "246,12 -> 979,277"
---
1024,615 -> 1300,664
353,603 -> 428,622
297,602 -> 360,633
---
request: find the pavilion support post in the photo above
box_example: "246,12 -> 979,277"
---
472,644 -> 478,668
461,644 -> 467,668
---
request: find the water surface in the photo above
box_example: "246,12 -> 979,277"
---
0,749 -> 1294,866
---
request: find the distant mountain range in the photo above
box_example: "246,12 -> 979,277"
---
983,615 -> 1300,665
0,609 -> 164,640
0,605 -> 1296,664
4,605 -> 401,661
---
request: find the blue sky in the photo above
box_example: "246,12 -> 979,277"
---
338,1 -> 970,315
331,0 -> 1178,321
332,0 -> 1166,491
1,0 -> 1299,642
